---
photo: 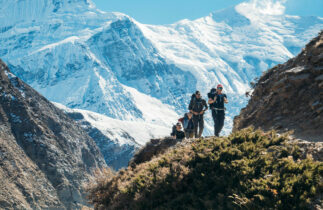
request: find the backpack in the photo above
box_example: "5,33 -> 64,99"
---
183,114 -> 189,130
190,94 -> 196,105
178,117 -> 184,124
171,125 -> 176,136
208,88 -> 217,109
207,88 -> 217,99
190,94 -> 199,110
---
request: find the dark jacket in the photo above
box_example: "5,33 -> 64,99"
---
171,129 -> 185,140
183,113 -> 194,131
208,92 -> 227,109
189,97 -> 208,113
214,94 -> 227,109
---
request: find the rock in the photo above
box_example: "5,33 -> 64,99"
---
0,59 -> 107,209
288,73 -> 310,81
64,109 -> 139,171
234,32 -> 323,142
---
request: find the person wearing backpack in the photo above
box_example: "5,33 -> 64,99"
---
182,112 -> 195,138
208,84 -> 228,137
189,91 -> 208,138
171,122 -> 185,140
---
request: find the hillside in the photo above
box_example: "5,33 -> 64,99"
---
0,59 -> 106,209
234,31 -> 323,141
87,128 -> 322,209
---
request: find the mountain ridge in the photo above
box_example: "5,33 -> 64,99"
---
233,31 -> 323,141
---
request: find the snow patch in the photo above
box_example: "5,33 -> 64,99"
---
54,102 -> 176,146
123,85 -> 179,127
4,70 -> 26,98
4,70 -> 17,80
34,36 -> 80,53
286,66 -> 306,74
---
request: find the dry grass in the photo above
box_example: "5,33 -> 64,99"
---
85,167 -> 115,207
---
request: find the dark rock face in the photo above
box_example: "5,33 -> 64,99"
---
234,31 -> 323,141
86,126 -> 137,170
65,111 -> 139,170
0,59 -> 106,209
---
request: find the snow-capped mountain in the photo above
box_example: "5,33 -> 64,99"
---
1,0 -> 322,168
52,86 -> 179,170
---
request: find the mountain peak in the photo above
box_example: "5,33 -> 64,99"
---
209,6 -> 251,27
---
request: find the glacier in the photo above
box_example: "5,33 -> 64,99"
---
1,0 -> 322,168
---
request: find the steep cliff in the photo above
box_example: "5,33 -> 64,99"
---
234,31 -> 323,141
0,59 -> 106,209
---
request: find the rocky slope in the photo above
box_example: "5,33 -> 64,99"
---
234,31 -> 323,142
0,59 -> 107,209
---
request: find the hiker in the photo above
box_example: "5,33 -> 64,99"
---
208,84 -> 228,137
171,122 -> 185,140
182,112 -> 195,138
189,91 -> 208,138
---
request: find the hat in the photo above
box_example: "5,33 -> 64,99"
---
217,84 -> 223,88
176,122 -> 182,126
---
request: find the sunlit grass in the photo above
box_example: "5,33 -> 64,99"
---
87,127 -> 322,209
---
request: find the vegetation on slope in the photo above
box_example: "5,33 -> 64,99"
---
87,128 -> 322,209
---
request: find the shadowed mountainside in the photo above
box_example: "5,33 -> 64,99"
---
234,31 -> 323,142
0,59 -> 107,209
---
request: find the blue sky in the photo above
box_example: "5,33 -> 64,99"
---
92,0 -> 323,25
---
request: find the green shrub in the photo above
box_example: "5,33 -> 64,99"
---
87,128 -> 322,210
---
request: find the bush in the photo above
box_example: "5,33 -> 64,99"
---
87,128 -> 323,210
